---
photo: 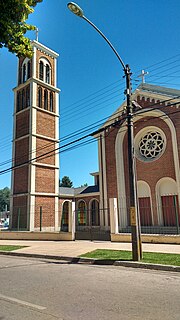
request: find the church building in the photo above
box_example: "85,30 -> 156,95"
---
11,40 -> 180,240
60,83 -> 180,240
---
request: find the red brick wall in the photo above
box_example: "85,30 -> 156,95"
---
13,166 -> 29,194
12,195 -> 28,229
36,110 -> 55,139
34,196 -> 55,228
35,166 -> 55,193
16,110 -> 30,138
15,137 -> 29,165
36,137 -> 55,165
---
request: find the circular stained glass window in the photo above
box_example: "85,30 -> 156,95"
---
139,131 -> 165,160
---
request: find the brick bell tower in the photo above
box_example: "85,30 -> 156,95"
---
11,40 -> 60,231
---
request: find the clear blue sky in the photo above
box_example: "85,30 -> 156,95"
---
0,0 -> 180,189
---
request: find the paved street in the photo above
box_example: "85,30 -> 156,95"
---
0,255 -> 179,320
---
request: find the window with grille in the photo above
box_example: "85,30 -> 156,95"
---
50,92 -> 53,112
38,87 -> 42,108
44,90 -> 48,110
46,64 -> 50,84
39,61 -> 44,81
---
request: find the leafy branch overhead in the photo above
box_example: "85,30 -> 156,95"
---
0,0 -> 43,58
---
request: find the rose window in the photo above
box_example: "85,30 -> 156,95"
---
139,131 -> 165,159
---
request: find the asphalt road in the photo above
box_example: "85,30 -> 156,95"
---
0,255 -> 179,320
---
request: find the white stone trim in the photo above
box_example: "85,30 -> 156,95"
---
12,193 -> 29,197
32,46 -> 36,78
32,162 -> 59,169
33,133 -> 59,142
33,78 -> 60,92
31,40 -> 59,58
54,58 -> 57,87
115,122 -> 128,228
13,78 -> 60,93
54,196 -> 59,231
109,198 -> 119,234
55,91 -> 59,116
10,90 -> 17,224
29,194 -> 35,231
30,192 -> 59,197
98,132 -> 108,212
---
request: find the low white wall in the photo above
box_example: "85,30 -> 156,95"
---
0,231 -> 73,241
111,233 -> 180,244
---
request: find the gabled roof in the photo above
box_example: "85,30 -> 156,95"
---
137,83 -> 180,98
80,185 -> 99,194
95,83 -> 180,132
59,185 -> 99,197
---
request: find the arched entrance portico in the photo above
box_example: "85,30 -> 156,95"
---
75,199 -> 110,240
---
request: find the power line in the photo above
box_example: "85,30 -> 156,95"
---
0,103 -> 179,176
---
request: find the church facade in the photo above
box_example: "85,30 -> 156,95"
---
11,41 -> 180,239
95,83 -> 180,234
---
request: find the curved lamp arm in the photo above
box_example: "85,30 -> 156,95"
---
67,2 -> 126,72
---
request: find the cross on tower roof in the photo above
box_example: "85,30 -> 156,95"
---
138,69 -> 149,83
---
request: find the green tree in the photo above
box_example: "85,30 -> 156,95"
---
60,176 -> 73,188
0,187 -> 10,211
80,183 -> 88,187
0,0 -> 42,58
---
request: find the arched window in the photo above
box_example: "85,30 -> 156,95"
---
44,90 -> 48,110
50,92 -> 53,112
61,201 -> 69,232
90,199 -> 100,226
77,201 -> 87,226
156,178 -> 180,227
46,64 -> 50,84
26,86 -> 30,107
39,61 -> 44,81
27,61 -> 31,79
38,87 -> 42,108
22,64 -> 26,83
137,181 -> 152,226
39,58 -> 51,83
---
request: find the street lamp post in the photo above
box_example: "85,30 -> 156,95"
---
67,2 -> 142,261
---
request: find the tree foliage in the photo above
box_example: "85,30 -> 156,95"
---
60,176 -> 73,188
80,183 -> 88,187
0,187 -> 10,211
0,0 -> 42,58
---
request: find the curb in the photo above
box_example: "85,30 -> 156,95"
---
0,251 -> 180,272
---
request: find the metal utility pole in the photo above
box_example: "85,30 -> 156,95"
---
67,2 -> 142,261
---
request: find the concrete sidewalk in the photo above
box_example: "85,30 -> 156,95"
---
0,239 -> 180,257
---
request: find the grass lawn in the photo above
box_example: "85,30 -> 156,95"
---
0,245 -> 27,251
80,249 -> 180,266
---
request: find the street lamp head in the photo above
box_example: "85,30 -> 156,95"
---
67,2 -> 84,17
